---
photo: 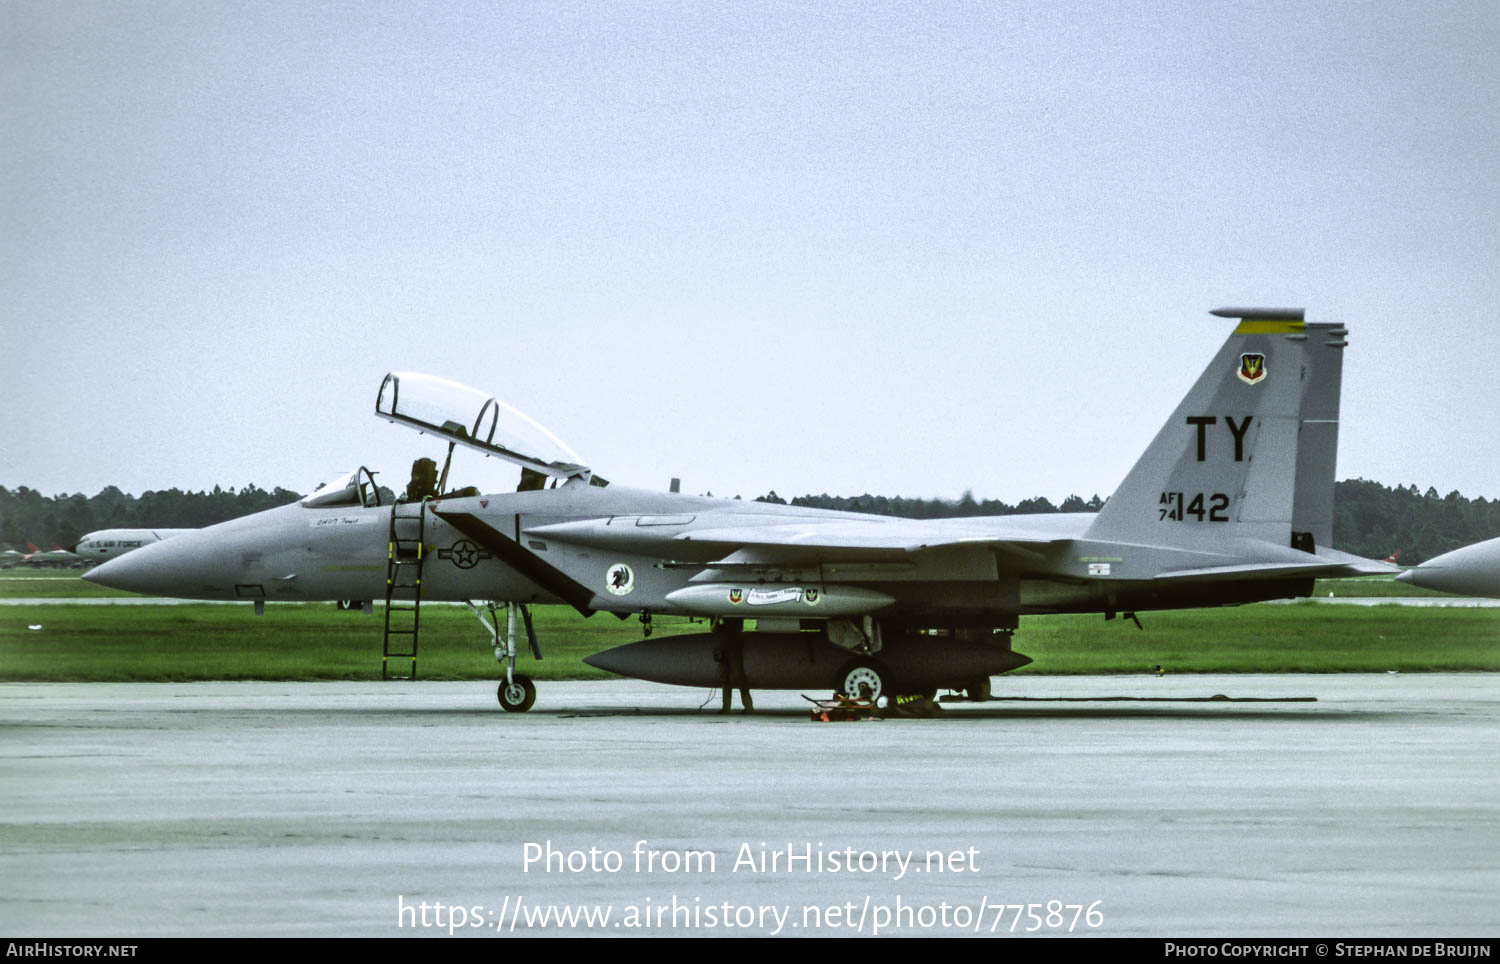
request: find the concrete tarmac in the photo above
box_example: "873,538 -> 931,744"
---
1,675 -> 1496,937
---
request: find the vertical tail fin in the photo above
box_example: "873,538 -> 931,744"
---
1288,319 -> 1346,549
1085,308 -> 1346,550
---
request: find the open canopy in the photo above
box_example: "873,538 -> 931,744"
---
375,372 -> 590,479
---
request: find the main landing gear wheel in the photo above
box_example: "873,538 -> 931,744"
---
498,675 -> 537,713
835,659 -> 888,702
964,676 -> 992,701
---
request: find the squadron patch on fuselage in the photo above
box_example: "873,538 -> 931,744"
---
727,587 -> 744,605
803,588 -> 820,606
606,563 -> 635,596
1238,352 -> 1266,384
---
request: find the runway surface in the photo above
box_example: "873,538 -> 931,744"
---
2,675 -> 1495,937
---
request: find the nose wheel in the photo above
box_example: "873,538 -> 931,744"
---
498,675 -> 536,712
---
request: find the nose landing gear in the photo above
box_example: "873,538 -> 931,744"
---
469,600 -> 540,713
498,675 -> 536,712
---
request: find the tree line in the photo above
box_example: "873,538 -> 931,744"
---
0,484 -> 302,551
2,478 -> 1497,565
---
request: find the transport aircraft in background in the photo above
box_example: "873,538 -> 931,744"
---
75,528 -> 197,563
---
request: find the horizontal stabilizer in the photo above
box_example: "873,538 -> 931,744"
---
1156,557 -> 1399,583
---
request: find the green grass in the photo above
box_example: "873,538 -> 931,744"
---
1013,604 -> 1500,674
0,603 -> 701,682
3,599 -> 1497,682
0,572 -> 133,597
1310,577 -> 1449,598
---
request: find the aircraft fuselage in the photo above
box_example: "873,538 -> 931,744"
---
86,482 -> 1316,619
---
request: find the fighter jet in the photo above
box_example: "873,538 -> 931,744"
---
21,543 -> 85,568
1395,538 -> 1500,596
86,308 -> 1393,711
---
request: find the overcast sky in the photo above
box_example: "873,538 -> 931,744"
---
4,1 -> 1498,505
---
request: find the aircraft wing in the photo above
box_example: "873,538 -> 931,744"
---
672,521 -> 1063,561
527,515 -> 1071,564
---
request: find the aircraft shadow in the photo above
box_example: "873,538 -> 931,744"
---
539,706 -> 1384,722
145,701 -> 1397,724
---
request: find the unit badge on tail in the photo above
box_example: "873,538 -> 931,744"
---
1238,353 -> 1266,385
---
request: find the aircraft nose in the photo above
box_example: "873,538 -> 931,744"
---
84,537 -> 208,597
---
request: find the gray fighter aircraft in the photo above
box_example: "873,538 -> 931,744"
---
21,543 -> 85,568
86,308 -> 1393,711
1395,538 -> 1500,596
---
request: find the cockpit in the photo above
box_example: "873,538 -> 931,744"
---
374,372 -> 601,493
301,467 -> 384,508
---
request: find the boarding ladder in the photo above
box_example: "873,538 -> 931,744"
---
382,499 -> 429,679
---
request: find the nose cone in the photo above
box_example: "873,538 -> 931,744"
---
1398,537 -> 1500,598
82,502 -> 309,599
83,532 -> 234,598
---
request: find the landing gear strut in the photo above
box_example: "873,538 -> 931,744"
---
469,600 -> 537,713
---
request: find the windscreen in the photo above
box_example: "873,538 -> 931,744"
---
301,467 -> 383,508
